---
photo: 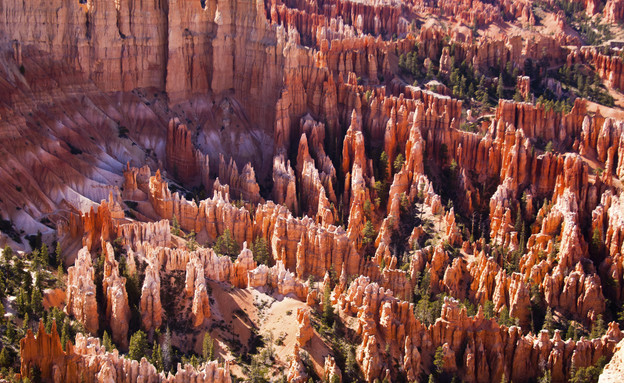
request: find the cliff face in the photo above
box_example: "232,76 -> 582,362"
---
21,322 -> 233,383
0,0 -> 281,119
604,0 -> 624,23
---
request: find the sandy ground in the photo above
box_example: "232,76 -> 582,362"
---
193,281 -> 331,379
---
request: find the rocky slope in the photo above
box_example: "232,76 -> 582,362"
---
2,0 -> 624,382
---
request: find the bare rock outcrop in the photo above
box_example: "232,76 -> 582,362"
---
66,247 -> 99,334
600,338 -> 624,383
140,263 -> 163,332
20,322 -> 233,383
296,308 -> 313,347
185,254 -> 211,327
102,242 -> 130,349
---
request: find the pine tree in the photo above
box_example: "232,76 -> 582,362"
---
345,345 -> 358,379
185,230 -> 198,251
322,281 -> 335,327
40,243 -> 49,266
250,237 -> 270,265
543,307 -> 555,333
379,151 -> 389,181
539,369 -> 552,383
590,314 -> 606,339
16,287 -> 29,317
590,227 -> 603,258
22,312 -> 30,334
128,330 -> 149,361
202,332 -> 215,361
5,317 -> 16,343
61,319 -> 70,351
102,331 -> 115,352
151,343 -> 164,372
0,302 -> 5,326
483,300 -> 494,319
171,215 -> 181,236
433,346 -> 445,375
3,245 -> 13,263
0,347 -> 12,369
55,242 -> 63,269
361,220 -> 377,258
31,249 -> 41,269
497,74 -> 505,99
566,322 -> 577,340
499,306 -> 512,326
393,153 -> 405,173
213,229 -> 240,259
30,287 -> 43,318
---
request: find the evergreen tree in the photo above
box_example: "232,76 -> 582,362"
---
40,243 -> 49,266
55,242 -> 63,268
3,245 -> 13,263
213,229 -> 240,259
499,306 -> 513,327
483,300 -> 495,319
566,322 -> 578,340
202,332 -> 215,361
361,220 -> 377,258
128,330 -> 149,361
590,314 -> 606,339
5,317 -> 16,343
345,345 -> 358,379
250,237 -> 270,265
22,312 -> 30,334
393,153 -> 405,173
433,346 -> 445,375
16,287 -> 29,317
0,347 -> 12,369
539,369 -> 552,383
497,74 -> 505,99
151,343 -> 164,372
30,287 -> 43,318
60,319 -> 70,351
102,331 -> 115,352
171,215 -> 181,236
590,227 -> 604,258
322,281 -> 335,327
543,307 -> 555,333
185,230 -> 198,251
379,151 -> 389,181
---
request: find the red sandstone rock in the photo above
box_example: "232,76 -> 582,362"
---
66,247 -> 99,335
21,322 -> 232,383
185,254 -> 211,327
604,0 -> 624,23
140,263 -> 162,331
287,344 -> 309,383
296,308 -> 313,347
102,242 -> 130,349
